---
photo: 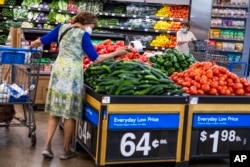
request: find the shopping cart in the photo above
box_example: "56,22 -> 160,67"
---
189,40 -> 248,77
0,47 -> 41,146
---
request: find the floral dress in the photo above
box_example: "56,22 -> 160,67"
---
43,24 -> 94,120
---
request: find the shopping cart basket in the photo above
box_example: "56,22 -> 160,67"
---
0,47 -> 41,146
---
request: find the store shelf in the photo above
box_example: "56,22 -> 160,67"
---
98,12 -> 185,22
209,49 -> 242,53
0,5 -> 77,15
209,37 -> 244,42
210,25 -> 245,29
97,25 -> 176,34
211,15 -> 247,19
212,4 -> 249,8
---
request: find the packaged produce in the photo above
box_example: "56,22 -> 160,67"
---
170,61 -> 250,95
235,42 -> 243,51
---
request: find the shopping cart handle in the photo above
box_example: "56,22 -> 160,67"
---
0,47 -> 40,53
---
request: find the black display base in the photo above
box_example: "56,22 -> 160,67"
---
175,161 -> 189,167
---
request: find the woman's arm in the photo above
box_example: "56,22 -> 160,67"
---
29,25 -> 62,48
82,33 -> 128,64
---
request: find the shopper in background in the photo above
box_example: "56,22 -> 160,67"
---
175,20 -> 197,54
29,11 -> 128,160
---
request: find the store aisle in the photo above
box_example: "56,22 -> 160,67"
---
0,106 -> 229,167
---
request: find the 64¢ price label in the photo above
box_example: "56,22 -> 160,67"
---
106,130 -> 178,161
195,129 -> 249,155
77,120 -> 97,155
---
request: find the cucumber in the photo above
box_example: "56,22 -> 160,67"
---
109,84 -> 119,95
143,75 -> 159,81
99,80 -> 118,86
139,80 -> 159,85
120,89 -> 135,95
101,65 -> 111,73
150,68 -> 166,78
159,78 -> 174,84
149,86 -> 164,95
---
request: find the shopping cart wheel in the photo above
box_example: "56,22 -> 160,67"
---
31,133 -> 37,146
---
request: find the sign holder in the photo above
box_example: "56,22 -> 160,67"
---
76,85 -> 189,167
183,96 -> 250,166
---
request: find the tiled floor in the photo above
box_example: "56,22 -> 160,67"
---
0,105 -> 231,167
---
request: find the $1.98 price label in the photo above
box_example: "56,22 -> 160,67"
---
196,129 -> 248,155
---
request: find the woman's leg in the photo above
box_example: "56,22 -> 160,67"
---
44,115 -> 60,149
63,118 -> 76,152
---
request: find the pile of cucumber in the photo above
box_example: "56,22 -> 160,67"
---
85,59 -> 183,96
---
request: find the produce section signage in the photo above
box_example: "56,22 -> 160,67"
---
193,114 -> 250,128
83,104 -> 99,127
106,113 -> 179,161
191,113 -> 250,156
77,104 -> 99,155
108,113 -> 179,130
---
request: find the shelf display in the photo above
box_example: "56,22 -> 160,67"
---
208,0 -> 249,63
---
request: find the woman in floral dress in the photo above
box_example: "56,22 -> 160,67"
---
29,11 -> 128,160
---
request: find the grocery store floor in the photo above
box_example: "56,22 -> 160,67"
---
0,105 -> 230,167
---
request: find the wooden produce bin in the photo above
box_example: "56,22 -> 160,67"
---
76,85 -> 188,167
184,96 -> 250,166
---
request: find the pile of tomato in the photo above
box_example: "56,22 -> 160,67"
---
170,62 -> 250,96
83,39 -> 150,70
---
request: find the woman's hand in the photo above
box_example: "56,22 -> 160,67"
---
93,47 -> 129,64
29,38 -> 42,49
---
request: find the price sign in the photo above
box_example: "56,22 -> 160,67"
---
191,113 -> 250,156
106,130 -> 177,161
106,113 -> 179,161
77,104 -> 99,155
78,119 -> 97,155
192,129 -> 250,155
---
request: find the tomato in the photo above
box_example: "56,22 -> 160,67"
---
201,84 -> 210,92
218,80 -> 225,86
209,88 -> 218,95
171,76 -> 179,82
240,78 -> 248,85
245,86 -> 250,93
235,88 -> 245,95
190,86 -> 198,95
219,66 -> 227,74
182,81 -> 191,87
194,82 -> 201,89
230,73 -> 238,80
225,89 -> 231,95
218,88 -> 226,95
210,81 -> 218,88
195,76 -> 201,82
189,71 -> 196,78
116,40 -> 125,46
200,78 -> 207,85
206,69 -> 213,78
197,89 -> 205,95
182,87 -> 189,93
233,82 -> 243,90
212,67 -> 220,75
213,76 -> 219,81
184,77 -> 192,82
201,75 -> 208,80
102,39 -> 112,45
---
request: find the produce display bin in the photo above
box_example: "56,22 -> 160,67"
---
184,96 -> 250,166
76,85 -> 189,167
